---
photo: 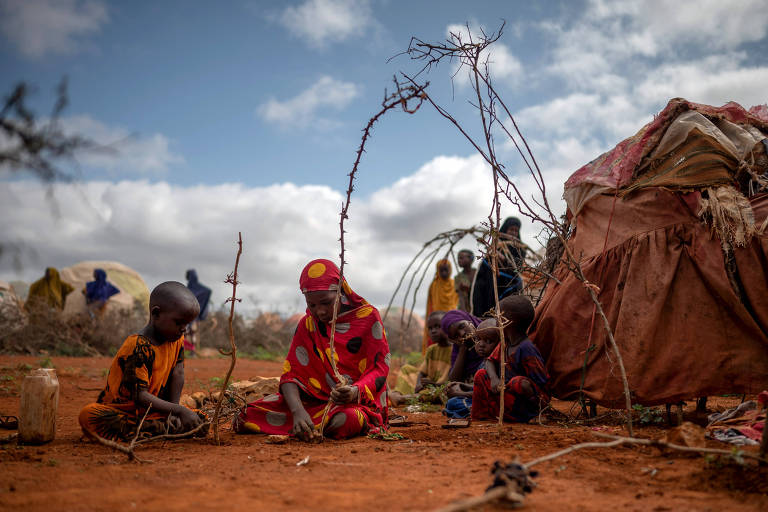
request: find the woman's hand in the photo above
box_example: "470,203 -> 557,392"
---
330,385 -> 359,404
290,407 -> 316,441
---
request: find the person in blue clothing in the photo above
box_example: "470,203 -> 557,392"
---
470,217 -> 527,317
84,268 -> 120,317
184,269 -> 212,353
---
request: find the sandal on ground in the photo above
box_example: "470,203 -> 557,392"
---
389,414 -> 409,426
441,417 -> 471,429
0,416 -> 18,430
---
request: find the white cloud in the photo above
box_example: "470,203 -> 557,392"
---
0,154 -> 551,315
60,116 -> 184,175
0,0 -> 108,58
514,93 -> 649,144
630,0 -> 768,50
634,59 -> 768,109
257,75 -> 361,130
544,0 -> 768,95
503,0 -> 768,197
362,155 -> 495,243
445,23 -> 524,87
276,0 -> 373,48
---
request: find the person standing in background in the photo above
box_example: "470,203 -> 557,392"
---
454,249 -> 476,312
423,259 -> 458,354
185,269 -> 211,353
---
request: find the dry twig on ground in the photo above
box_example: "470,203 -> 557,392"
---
87,405 -> 211,462
434,460 -> 536,512
435,430 -> 767,511
88,405 -> 153,463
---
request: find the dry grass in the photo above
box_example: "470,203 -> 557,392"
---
0,300 -> 422,359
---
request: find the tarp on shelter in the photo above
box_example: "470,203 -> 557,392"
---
531,98 -> 768,407
61,261 -> 150,316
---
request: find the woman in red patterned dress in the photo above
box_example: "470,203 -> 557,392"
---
233,259 -> 390,440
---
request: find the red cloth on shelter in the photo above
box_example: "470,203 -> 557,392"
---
565,99 -> 768,191
533,99 -> 768,407
531,191 -> 768,407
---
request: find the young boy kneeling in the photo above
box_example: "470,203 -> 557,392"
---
79,282 -> 205,441
471,296 -> 549,423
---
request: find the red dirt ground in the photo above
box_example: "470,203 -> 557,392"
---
1,355 -> 766,511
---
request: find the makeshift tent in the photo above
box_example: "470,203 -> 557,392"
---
0,280 -> 24,329
9,281 -> 28,302
531,98 -> 768,407
0,280 -> 22,310
61,261 -> 150,316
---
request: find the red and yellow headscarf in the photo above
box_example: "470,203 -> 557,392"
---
299,258 -> 366,309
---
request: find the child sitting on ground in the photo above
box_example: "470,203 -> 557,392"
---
441,310 -> 485,384
443,318 -> 499,419
471,295 -> 549,423
391,311 -> 452,406
79,281 -> 205,441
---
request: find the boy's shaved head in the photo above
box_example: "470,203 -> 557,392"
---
150,281 -> 200,314
499,295 -> 535,334
477,317 -> 497,330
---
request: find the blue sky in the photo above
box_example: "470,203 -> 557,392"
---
1,0 -> 767,314
0,1 -> 563,191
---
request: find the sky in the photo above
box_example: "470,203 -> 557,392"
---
1,0 -> 767,316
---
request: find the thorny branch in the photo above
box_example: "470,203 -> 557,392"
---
320,78 -> 428,436
213,232 -> 243,444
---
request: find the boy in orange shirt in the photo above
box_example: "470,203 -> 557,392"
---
79,281 -> 204,441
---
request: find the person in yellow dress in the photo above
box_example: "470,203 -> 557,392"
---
26,267 -> 74,311
422,259 -> 458,354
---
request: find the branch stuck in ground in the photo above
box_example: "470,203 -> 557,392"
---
212,232 -> 243,444
320,78 -> 427,436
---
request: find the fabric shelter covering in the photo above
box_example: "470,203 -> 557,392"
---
530,98 -> 768,407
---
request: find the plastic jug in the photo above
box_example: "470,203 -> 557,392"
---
19,368 -> 59,444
